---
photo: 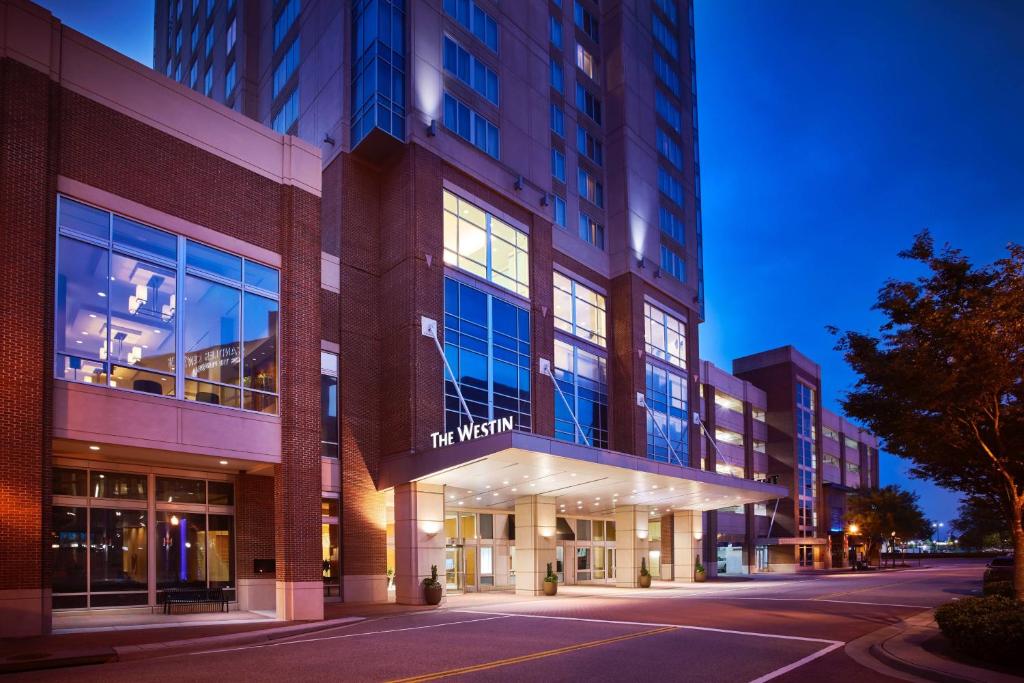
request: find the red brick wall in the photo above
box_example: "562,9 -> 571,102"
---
610,273 -> 645,456
0,59 -> 55,602
236,474 -> 276,579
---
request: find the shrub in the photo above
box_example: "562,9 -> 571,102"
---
545,562 -> 557,583
982,580 -> 1015,598
934,596 -> 1024,665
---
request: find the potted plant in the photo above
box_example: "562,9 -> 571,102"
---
639,557 -> 652,588
422,564 -> 443,605
386,567 -> 394,591
694,554 -> 707,583
543,562 -> 558,596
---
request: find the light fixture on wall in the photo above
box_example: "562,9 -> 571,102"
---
421,521 -> 443,536
170,514 -> 180,526
637,529 -> 649,540
426,119 -> 438,137
539,528 -> 554,538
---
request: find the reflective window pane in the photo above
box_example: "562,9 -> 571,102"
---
90,471 -> 147,500
184,276 -> 241,386
157,477 -> 206,504
207,515 -> 235,588
243,390 -> 277,414
208,481 -> 235,506
51,506 -> 87,595
113,216 -> 177,261
90,509 -> 147,599
108,253 -> 176,375
187,240 -> 242,280
244,260 -> 279,293
57,354 -> 107,385
156,511 -> 205,589
243,293 -> 278,394
53,468 -> 87,497
59,198 -> 108,240
321,373 -> 339,457
56,237 -> 108,362
110,365 -> 175,396
185,379 -> 240,408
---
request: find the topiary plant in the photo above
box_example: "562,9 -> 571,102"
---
640,557 -> 651,577
695,555 -> 705,574
545,561 -> 558,583
422,564 -> 440,587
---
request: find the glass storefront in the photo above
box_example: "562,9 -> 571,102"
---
52,465 -> 235,609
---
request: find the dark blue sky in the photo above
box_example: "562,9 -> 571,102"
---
39,1 -> 1024,524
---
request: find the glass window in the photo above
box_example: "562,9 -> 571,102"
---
576,519 -> 591,541
554,340 -> 608,447
187,241 -> 242,281
653,52 -> 680,96
549,58 -> 564,94
646,362 -> 688,463
443,190 -> 529,298
578,212 -> 604,249
89,508 -> 147,605
184,275 -> 241,397
442,92 -> 500,159
54,468 -> 87,497
606,521 -> 615,541
245,260 -> 280,294
112,216 -> 177,260
553,272 -> 606,347
550,103 -> 564,137
51,506 -> 87,608
656,90 -> 682,133
573,2 -> 599,42
444,277 -> 531,433
443,0 -> 498,52
274,0 -> 300,49
59,197 -> 109,239
443,35 -> 499,105
652,14 -> 678,58
90,471 -> 147,500
645,302 -> 686,369
272,88 -> 300,134
660,206 -> 685,244
208,481 -> 234,505
577,167 -> 603,207
157,477 -> 206,504
551,148 -> 566,182
273,38 -> 301,99
207,514 -> 235,588
550,15 -> 562,48
56,236 -> 109,372
660,244 -> 685,282
242,292 -> 279,412
109,253 -> 177,389
479,513 -> 494,539
576,43 -> 597,81
156,511 -> 204,589
577,126 -> 603,166
321,351 -> 339,457
575,83 -> 602,124
593,520 -> 605,541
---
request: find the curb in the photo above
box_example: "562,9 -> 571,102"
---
0,616 -> 365,674
846,609 -> 1021,683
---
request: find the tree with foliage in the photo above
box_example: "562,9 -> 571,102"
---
952,494 -> 1012,550
847,485 -> 931,564
834,232 -> 1024,597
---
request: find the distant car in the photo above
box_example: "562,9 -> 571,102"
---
983,554 -> 1014,585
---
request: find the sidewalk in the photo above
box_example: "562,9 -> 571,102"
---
0,613 -> 365,674
847,609 -> 1022,683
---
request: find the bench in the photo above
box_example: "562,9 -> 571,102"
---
162,588 -> 229,614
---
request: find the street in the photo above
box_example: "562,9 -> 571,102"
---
15,560 -> 984,682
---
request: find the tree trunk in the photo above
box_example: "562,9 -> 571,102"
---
1014,514 -> 1024,602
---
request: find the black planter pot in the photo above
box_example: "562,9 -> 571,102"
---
424,582 -> 443,605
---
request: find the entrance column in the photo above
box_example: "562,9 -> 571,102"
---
394,483 -> 446,605
672,510 -> 703,582
514,495 -> 556,595
614,506 -> 648,588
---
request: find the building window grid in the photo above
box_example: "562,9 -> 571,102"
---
443,34 -> 499,106
658,167 -> 684,206
273,38 -> 301,99
660,244 -> 685,282
653,52 -> 680,96
573,1 -> 599,43
655,90 -> 682,133
644,301 -> 686,369
553,195 -> 567,228
551,103 -> 565,137
577,126 -> 603,166
577,167 -> 603,208
443,92 -> 500,160
652,14 -> 678,58
659,206 -> 685,244
443,277 -> 531,433
657,128 -> 683,171
553,271 -> 606,348
272,87 -> 299,133
550,15 -> 562,48
443,0 -> 498,52
796,382 -> 818,536
575,83 -> 602,124
351,0 -> 406,145
273,0 -> 300,50
550,58 -> 564,94
320,351 -> 339,457
442,189 -> 529,298
54,196 -> 280,415
645,362 -> 687,464
554,339 -> 608,448
578,211 -> 604,250
551,148 -> 566,183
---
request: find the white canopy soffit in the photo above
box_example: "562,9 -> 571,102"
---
379,431 -> 788,516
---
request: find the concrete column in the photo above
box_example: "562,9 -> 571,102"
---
673,510 -> 704,582
394,483 -> 446,605
614,506 -> 649,587
514,495 -> 556,595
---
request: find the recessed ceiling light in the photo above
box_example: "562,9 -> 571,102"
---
652,485 -> 658,489
502,480 -> 509,485
75,340 -> 83,344
89,314 -> 97,318
458,501 -> 464,506
511,488 -> 517,492
475,496 -> 481,501
576,500 -> 582,504
529,483 -> 535,487
570,473 -> 577,477
485,485 -> 491,489
492,492 -> 498,496
219,460 -> 229,465
449,495 -> 455,500
88,445 -> 100,451
97,292 -> 106,297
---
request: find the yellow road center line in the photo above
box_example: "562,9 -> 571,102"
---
387,625 -> 677,682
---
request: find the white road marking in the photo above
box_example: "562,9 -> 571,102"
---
747,641 -> 845,683
192,615 -> 513,655
678,596 -> 934,609
453,609 -> 843,645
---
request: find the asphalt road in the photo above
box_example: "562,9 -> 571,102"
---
16,559 -> 985,682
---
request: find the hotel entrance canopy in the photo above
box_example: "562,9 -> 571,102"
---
379,431 -> 788,515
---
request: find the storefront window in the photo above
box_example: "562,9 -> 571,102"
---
207,515 -> 235,588
90,471 -> 147,500
89,509 -> 147,606
208,481 -> 235,506
156,511 -> 205,589
55,196 -> 280,414
53,468 -> 87,497
51,506 -> 87,608
157,477 -> 206,504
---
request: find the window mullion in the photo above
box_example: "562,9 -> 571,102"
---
175,236 -> 186,400
486,294 -> 494,421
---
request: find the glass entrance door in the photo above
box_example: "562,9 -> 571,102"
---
445,546 -> 462,592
